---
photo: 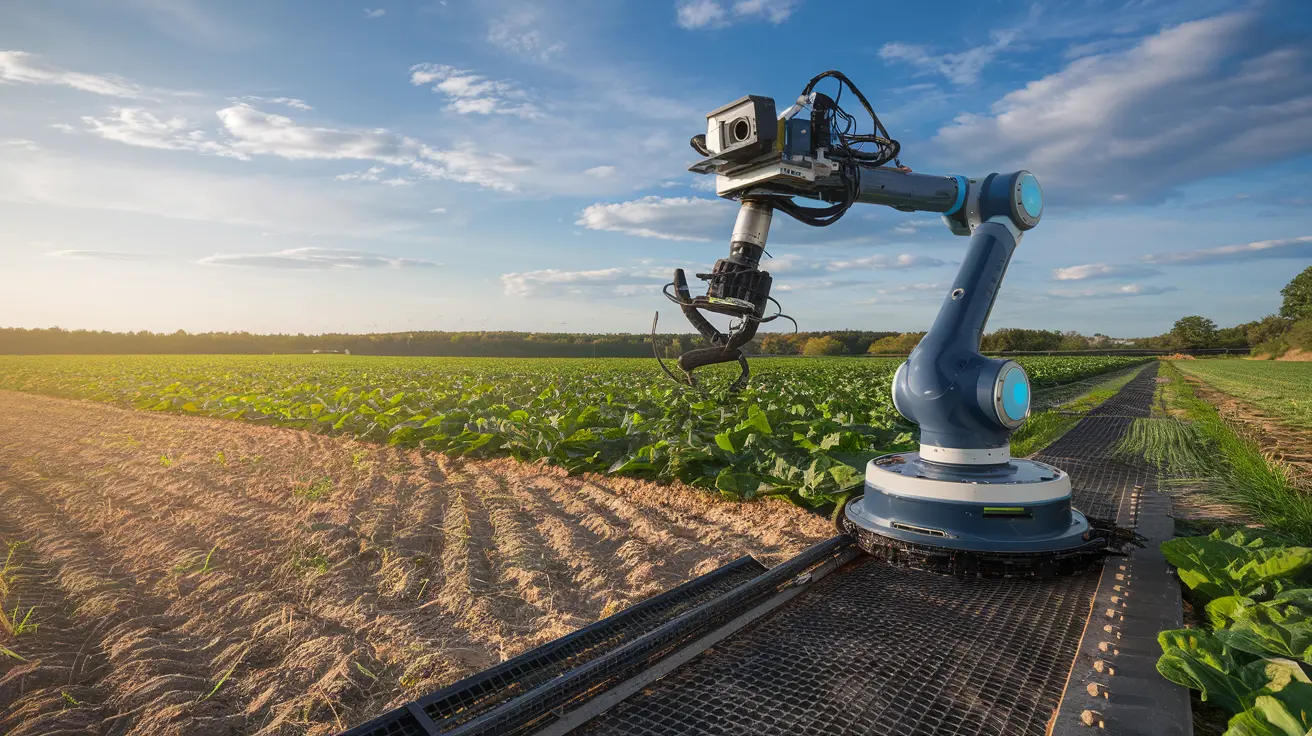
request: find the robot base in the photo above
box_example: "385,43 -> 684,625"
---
840,452 -> 1137,578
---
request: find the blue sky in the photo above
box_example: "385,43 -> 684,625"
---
1,0 -> 1310,337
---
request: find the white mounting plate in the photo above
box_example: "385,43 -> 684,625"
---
866,453 -> 1072,504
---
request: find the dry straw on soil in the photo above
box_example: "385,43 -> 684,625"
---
0,390 -> 831,736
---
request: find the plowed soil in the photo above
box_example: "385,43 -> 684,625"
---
0,390 -> 831,736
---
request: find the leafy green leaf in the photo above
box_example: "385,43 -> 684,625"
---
715,469 -> 761,500
1209,596 -> 1258,630
1224,681 -> 1312,736
1163,536 -> 1312,602
1156,629 -> 1309,714
1218,596 -> 1312,664
826,462 -> 864,490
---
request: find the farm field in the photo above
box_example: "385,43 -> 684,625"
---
1171,360 -> 1312,430
0,353 -> 1151,735
0,389 -> 833,736
1171,359 -> 1312,485
0,354 -> 1148,507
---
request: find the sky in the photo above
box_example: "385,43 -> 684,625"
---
1,0 -> 1310,338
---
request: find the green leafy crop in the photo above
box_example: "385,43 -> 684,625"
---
1158,531 -> 1312,735
0,354 -> 1145,506
1162,531 -> 1312,602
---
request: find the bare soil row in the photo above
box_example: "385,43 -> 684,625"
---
0,390 -> 831,735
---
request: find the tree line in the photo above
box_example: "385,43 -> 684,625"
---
4,267 -> 1306,358
1152,266 -> 1312,357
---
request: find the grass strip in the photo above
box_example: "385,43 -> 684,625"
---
1112,418 -> 1216,477
1011,364 -> 1147,458
1118,362 -> 1312,539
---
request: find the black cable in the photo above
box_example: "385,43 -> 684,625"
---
689,134 -> 711,157
800,70 -> 902,168
769,71 -> 904,228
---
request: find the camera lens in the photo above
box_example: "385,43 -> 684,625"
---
731,118 -> 751,142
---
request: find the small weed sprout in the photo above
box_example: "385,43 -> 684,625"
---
354,661 -> 379,681
214,450 -> 227,466
291,546 -> 332,575
198,662 -> 239,703
293,476 -> 333,502
1,539 -> 27,598
159,454 -> 174,468
173,546 -> 220,576
1,603 -> 39,637
61,691 -> 81,708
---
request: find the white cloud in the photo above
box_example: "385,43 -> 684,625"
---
411,144 -> 533,192
732,0 -> 797,23
879,31 -> 1016,85
81,108 -> 242,158
584,165 -> 618,178
487,14 -> 566,61
46,249 -> 154,261
0,151 -> 421,237
0,50 -> 145,98
676,0 -> 726,29
240,95 -> 313,111
1,139 -> 40,151
333,165 -> 410,186
1046,284 -> 1178,299
775,279 -> 867,292
408,64 -> 539,118
500,261 -> 691,298
575,196 -> 730,241
879,281 -> 949,294
1141,235 -> 1312,265
826,253 -> 946,270
933,13 -> 1312,205
200,247 -> 439,269
216,103 -> 414,163
71,99 -> 528,191
501,267 -> 624,296
364,8 -> 385,19
850,280 -> 950,305
335,166 -> 386,182
217,105 -> 530,190
676,0 -> 797,29
1051,262 -> 1162,281
891,218 -> 942,235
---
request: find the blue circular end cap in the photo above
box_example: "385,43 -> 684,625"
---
1019,173 -> 1043,219
1002,368 -> 1030,422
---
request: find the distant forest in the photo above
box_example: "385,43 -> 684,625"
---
0,323 -> 1257,357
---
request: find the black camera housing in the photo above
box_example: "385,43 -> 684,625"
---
704,95 -> 777,164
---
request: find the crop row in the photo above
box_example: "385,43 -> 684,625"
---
0,354 -> 1148,505
1172,360 -> 1312,430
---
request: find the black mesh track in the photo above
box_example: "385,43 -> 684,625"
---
574,364 -> 1161,736
341,556 -> 769,736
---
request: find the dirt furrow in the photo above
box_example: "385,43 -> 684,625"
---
0,389 -> 832,735
0,474 -> 242,736
504,475 -> 639,610
0,430 -> 483,733
0,504 -> 112,736
471,469 -> 597,642
530,473 -> 672,600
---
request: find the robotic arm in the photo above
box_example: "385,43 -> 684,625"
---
668,71 -> 1045,461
